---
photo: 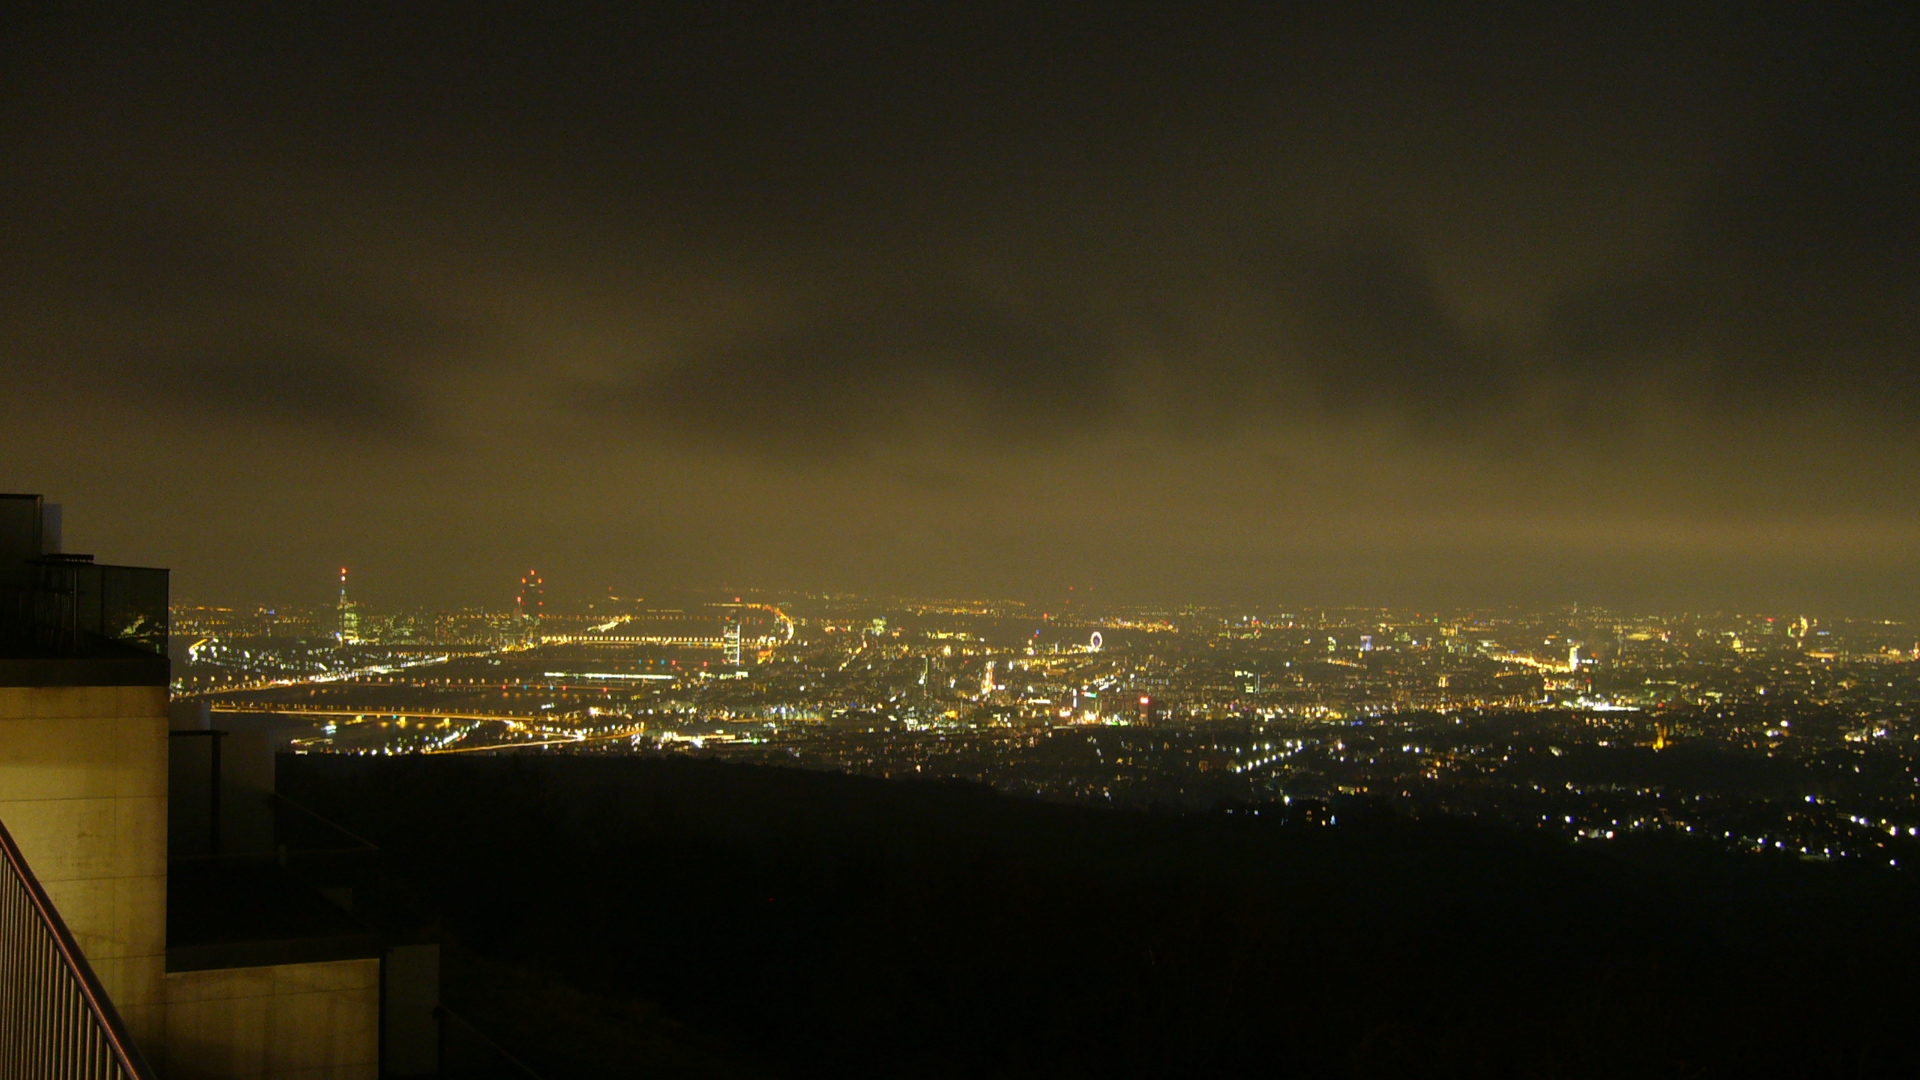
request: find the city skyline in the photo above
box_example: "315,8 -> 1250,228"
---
167,580 -> 1920,871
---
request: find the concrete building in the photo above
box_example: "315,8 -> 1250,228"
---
0,494 -> 419,1080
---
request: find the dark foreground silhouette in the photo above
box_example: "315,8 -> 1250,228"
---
281,754 -> 1920,1079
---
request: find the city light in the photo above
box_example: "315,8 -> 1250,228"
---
159,590 -> 1920,866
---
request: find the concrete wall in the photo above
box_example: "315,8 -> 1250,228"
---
1,683 -> 383,1079
0,684 -> 169,1052
163,958 -> 381,1080
381,944 -> 440,1078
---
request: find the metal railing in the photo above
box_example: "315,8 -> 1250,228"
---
0,816 -> 157,1080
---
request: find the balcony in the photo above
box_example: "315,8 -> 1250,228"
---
0,493 -> 167,688
24,556 -> 169,658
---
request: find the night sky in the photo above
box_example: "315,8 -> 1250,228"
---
5,4 -> 1919,612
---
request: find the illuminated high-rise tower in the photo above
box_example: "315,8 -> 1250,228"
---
517,570 -> 544,624
723,621 -> 743,665
916,655 -> 938,704
336,567 -> 362,644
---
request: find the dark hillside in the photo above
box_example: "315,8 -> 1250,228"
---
281,755 -> 1920,1079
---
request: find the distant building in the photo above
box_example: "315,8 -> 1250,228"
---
517,570 -> 544,624
724,621 -> 743,666
336,567 -> 364,645
1075,686 -> 1100,721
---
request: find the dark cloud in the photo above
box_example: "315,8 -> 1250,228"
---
1532,9 -> 1920,416
612,274 -> 1122,453
1287,233 -> 1514,430
133,344 -> 425,435
5,3 -> 1920,609
2,174 -> 474,437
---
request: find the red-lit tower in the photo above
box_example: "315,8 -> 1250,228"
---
517,570 -> 544,623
